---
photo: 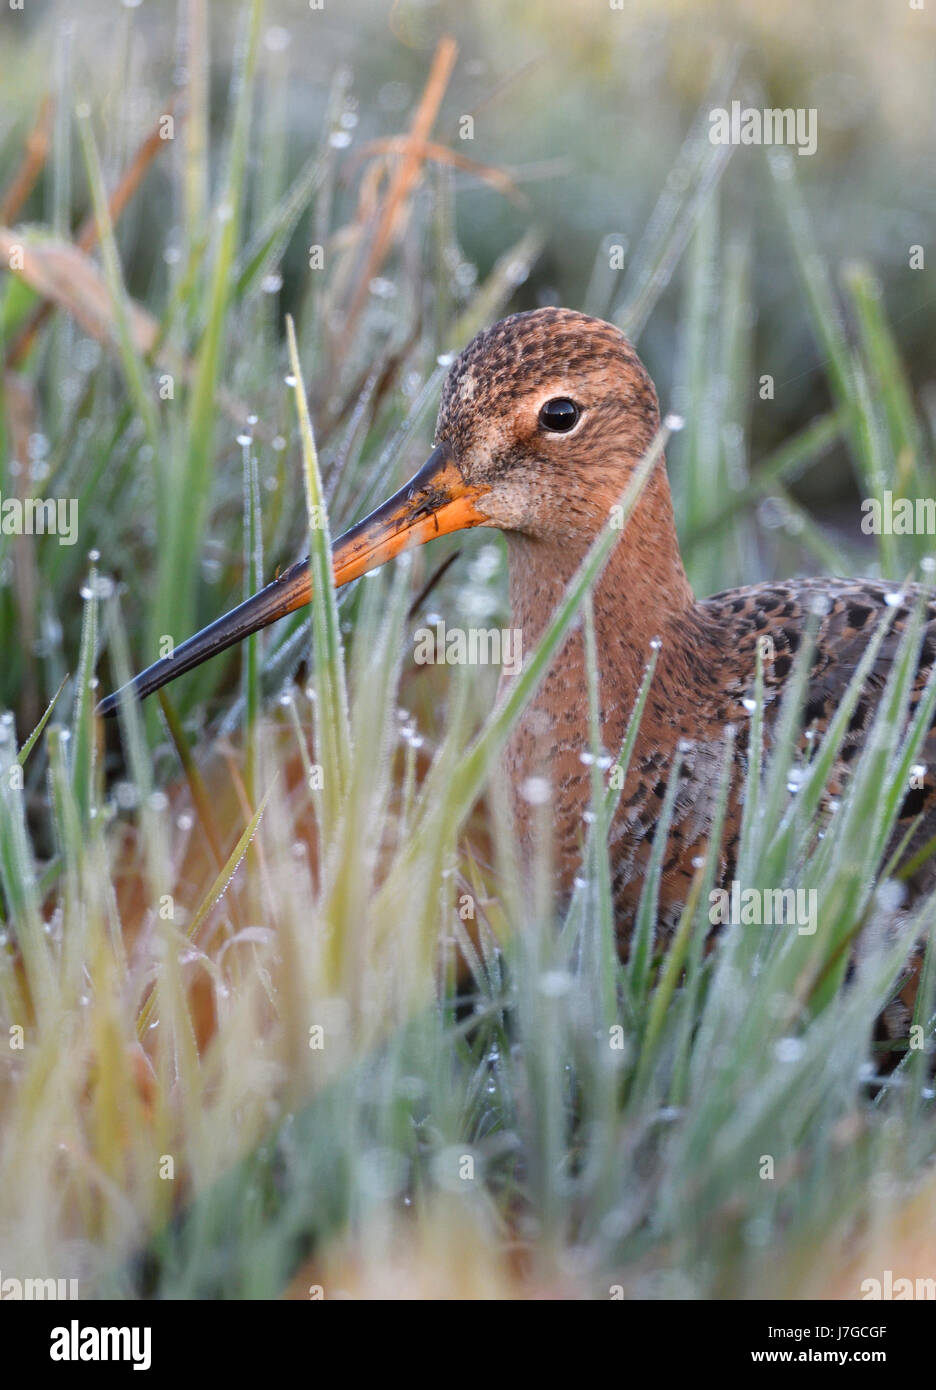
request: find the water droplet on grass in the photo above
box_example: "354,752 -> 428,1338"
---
538,970 -> 572,998
774,1036 -> 804,1063
521,776 -> 551,805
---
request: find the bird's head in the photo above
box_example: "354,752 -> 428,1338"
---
98,308 -> 662,716
433,306 -> 661,541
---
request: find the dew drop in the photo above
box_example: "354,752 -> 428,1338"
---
538,970 -> 572,999
521,775 -> 551,806
774,1036 -> 805,1063
264,25 -> 291,51
114,780 -> 139,810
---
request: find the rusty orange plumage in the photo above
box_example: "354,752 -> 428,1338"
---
99,307 -> 934,1034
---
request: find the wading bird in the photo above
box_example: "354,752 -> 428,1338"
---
99,307 -> 934,1039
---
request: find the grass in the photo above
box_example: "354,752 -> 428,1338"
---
1,3 -> 936,1300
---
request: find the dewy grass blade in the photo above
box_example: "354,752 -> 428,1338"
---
613,50 -> 739,341
904,912 -> 936,1126
669,726 -> 736,1107
165,0 -> 263,644
136,780 -> 275,1040
735,635 -> 766,883
603,650 -> 659,820
17,674 -> 67,767
627,731 -> 681,1014
0,732 -> 53,1015
842,261 -> 927,496
674,200 -> 719,549
557,646 -> 658,967
633,864 -> 705,1099
70,554 -> 100,823
851,359 -> 898,579
157,688 -> 225,872
242,434 -> 263,800
75,108 -> 160,454
234,150 -> 328,303
763,606 -> 897,879
285,314 -> 351,816
769,148 -> 897,578
582,595 -> 616,1022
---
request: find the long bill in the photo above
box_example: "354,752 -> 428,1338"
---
96,442 -> 489,718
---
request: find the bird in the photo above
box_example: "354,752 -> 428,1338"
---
98,306 -> 934,1043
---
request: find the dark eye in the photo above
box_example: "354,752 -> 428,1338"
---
538,397 -> 580,433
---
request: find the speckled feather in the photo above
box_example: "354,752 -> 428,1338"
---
435,308 -> 933,1039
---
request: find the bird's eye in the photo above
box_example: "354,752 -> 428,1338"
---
538,397 -> 580,433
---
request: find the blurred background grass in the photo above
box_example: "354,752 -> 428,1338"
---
1,0 -> 936,1302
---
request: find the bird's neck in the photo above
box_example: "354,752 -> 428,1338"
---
505,463 -> 694,691
500,462 -> 696,889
